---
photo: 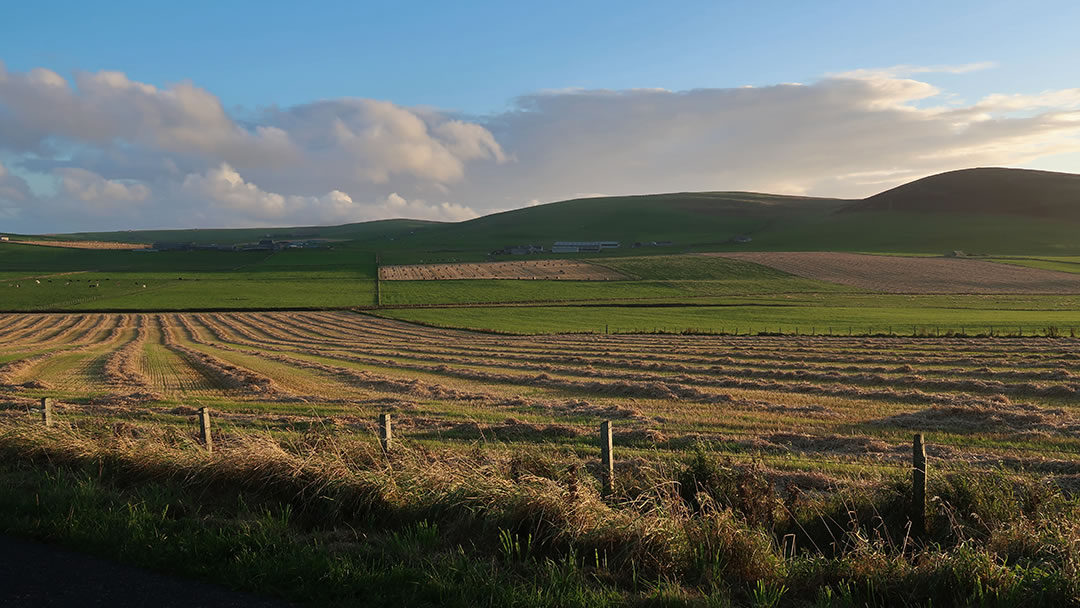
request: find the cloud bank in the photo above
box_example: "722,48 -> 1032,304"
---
0,60 -> 1078,232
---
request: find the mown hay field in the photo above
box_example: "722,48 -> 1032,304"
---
380,259 -> 627,281
3,311 -> 1080,486
4,239 -> 149,250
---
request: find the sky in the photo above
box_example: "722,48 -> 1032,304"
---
1,0 -> 1079,232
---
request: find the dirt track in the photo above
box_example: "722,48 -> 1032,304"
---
714,252 -> 1080,294
380,259 -> 626,280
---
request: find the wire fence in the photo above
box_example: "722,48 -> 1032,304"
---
17,398 -> 1078,486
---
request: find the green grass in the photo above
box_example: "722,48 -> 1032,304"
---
380,257 -> 848,307
0,244 -> 377,310
377,298 -> 1080,335
380,276 -> 847,307
4,422 -> 1079,608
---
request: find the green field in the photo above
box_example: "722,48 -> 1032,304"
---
378,294 -> 1080,335
0,243 -> 377,310
380,256 -> 849,307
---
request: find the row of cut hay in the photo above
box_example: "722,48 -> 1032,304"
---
389,334 -> 1080,373
220,314 -> 321,346
250,312 -> 356,343
0,314 -> 69,346
212,341 -> 493,402
193,314 -> 1070,415
302,333 -> 1080,392
0,315 -> 131,389
182,314 -> 1080,417
246,334 -> 1071,413
156,315 -> 281,395
21,314 -> 91,346
187,313 -> 233,344
208,312 -> 281,344
101,314 -> 150,389
194,332 -> 649,420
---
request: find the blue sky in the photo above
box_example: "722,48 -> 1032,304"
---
1,0 -> 1079,231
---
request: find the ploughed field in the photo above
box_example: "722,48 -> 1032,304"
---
717,252 -> 1080,294
3,311 -> 1080,486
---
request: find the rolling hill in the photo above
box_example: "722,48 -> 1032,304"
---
42,166 -> 1080,261
845,167 -> 1080,219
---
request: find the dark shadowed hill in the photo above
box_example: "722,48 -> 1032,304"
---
845,167 -> 1080,219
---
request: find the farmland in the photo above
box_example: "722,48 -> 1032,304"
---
380,259 -> 627,281
717,252 -> 1080,294
5,311 -> 1080,605
4,167 -> 1080,604
5,310 -> 1080,481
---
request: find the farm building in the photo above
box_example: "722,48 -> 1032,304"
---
552,241 -> 620,253
0,235 -> 8,241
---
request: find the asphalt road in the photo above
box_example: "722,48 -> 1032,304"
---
0,535 -> 292,607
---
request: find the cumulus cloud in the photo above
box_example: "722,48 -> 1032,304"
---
56,168 -> 150,203
458,71 -> 1080,203
1,59 -> 1080,231
0,62 -> 295,166
179,163 -> 475,227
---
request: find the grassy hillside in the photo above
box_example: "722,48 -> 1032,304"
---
57,218 -> 439,246
373,192 -> 849,263
36,167 -> 1080,262
849,167 -> 1080,219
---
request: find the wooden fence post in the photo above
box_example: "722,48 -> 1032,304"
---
199,407 -> 213,453
912,433 -> 927,536
378,413 -> 392,453
41,398 -> 53,427
600,420 -> 614,497
374,253 -> 382,307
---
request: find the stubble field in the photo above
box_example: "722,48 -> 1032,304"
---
379,259 -> 627,281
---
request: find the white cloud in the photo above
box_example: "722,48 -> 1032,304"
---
831,62 -> 998,79
0,62 -> 296,166
178,163 -> 476,227
379,192 -> 477,222
181,163 -> 360,223
1,60 -> 1080,231
457,72 -> 1080,203
56,167 -> 150,203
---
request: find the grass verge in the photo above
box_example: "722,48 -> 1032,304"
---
1,420 -> 1079,607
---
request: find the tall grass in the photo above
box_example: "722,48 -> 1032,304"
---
1,419 -> 1078,606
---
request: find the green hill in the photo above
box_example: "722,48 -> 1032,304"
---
40,167 -> 1080,261
58,218 -> 440,246
847,167 -> 1080,219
